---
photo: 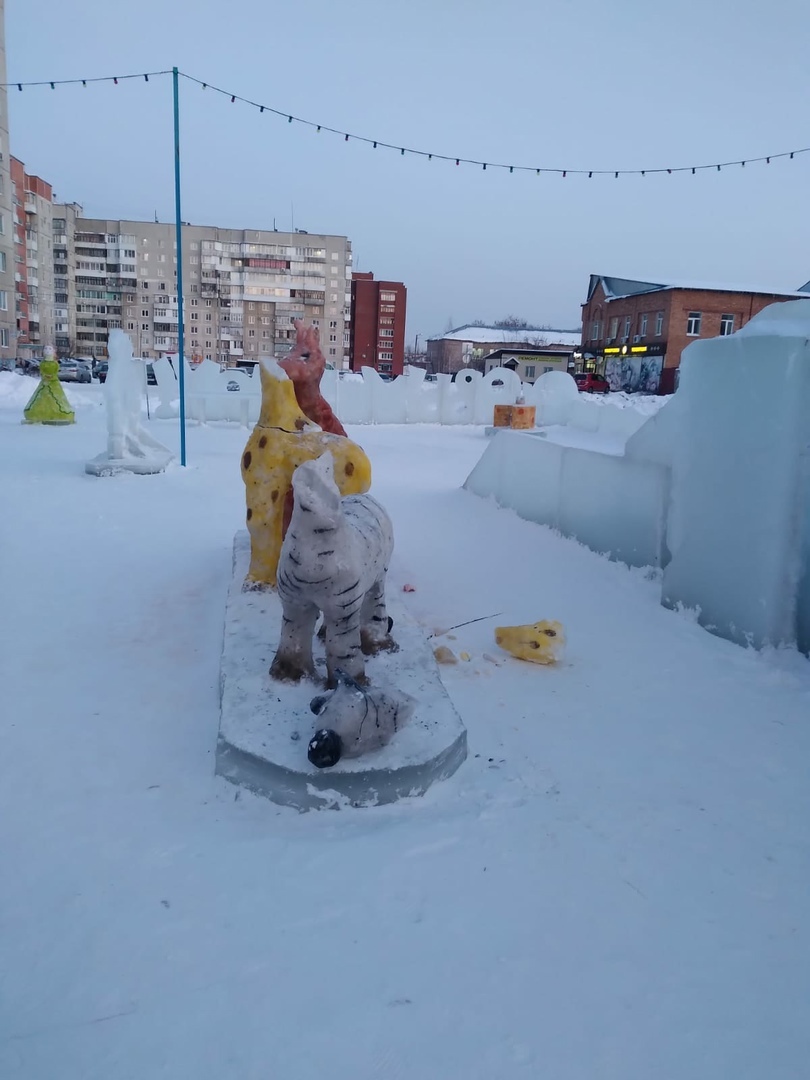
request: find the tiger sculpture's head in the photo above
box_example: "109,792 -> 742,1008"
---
307,670 -> 416,768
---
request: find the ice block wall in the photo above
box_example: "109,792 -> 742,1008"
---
662,301 -> 810,650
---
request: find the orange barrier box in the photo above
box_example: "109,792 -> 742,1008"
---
493,405 -> 513,428
511,405 -> 536,429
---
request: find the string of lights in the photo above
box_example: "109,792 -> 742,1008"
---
4,68 -> 809,179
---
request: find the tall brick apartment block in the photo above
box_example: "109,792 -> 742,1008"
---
350,272 -> 407,376
580,274 -> 810,393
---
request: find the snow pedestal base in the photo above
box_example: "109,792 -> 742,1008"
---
85,451 -> 173,476
217,531 -> 468,810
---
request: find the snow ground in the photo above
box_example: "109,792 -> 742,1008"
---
1,377 -> 809,1080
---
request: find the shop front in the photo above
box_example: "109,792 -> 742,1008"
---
575,342 -> 667,394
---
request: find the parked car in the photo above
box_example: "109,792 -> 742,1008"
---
574,372 -> 610,394
58,358 -> 92,384
146,364 -> 157,386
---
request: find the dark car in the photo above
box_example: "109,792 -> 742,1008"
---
146,364 -> 157,386
95,362 -> 109,383
574,372 -> 610,394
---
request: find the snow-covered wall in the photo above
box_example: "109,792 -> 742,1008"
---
151,360 -> 653,437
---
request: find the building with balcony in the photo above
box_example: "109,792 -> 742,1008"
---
72,219 -> 353,364
349,272 -> 406,375
10,157 -> 55,358
580,274 -> 810,394
0,5 -> 15,359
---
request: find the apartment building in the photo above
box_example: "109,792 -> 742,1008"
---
349,272 -> 407,375
71,219 -> 353,364
11,157 -> 56,357
580,274 -> 810,393
52,202 -> 81,355
0,0 -> 14,360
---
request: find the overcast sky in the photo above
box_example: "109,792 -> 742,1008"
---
7,0 -> 809,344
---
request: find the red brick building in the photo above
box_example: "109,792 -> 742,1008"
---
580,275 -> 810,394
349,272 -> 406,376
10,158 -> 53,355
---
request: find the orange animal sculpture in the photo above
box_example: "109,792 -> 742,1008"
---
279,319 -> 346,436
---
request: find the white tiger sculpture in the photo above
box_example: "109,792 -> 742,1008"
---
307,671 -> 416,768
270,452 -> 396,686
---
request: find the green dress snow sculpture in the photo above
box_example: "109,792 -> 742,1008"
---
23,348 -> 75,425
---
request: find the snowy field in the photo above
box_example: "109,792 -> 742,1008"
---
1,374 -> 809,1080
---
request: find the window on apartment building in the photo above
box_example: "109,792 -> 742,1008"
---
329,348 -> 337,356
190,256 -> 198,264
720,313 -> 735,336
127,322 -> 135,331
191,284 -> 198,292
330,293 -> 338,302
158,239 -> 165,247
525,365 -> 536,379
655,311 -> 664,336
157,270 -> 164,278
142,309 -> 149,317
380,291 -> 397,302
205,314 -> 212,322
141,322 -> 149,330
0,214 -> 5,235
190,298 -> 198,306
191,312 -> 198,320
0,329 -> 8,348
329,334 -> 336,342
378,351 -> 393,361
331,252 -> 339,260
639,313 -> 648,336
248,316 -> 255,324
623,316 -> 632,339
686,311 -> 702,336
0,290 -> 7,311
206,300 -> 212,307
590,320 -> 600,341
142,252 -> 149,261
262,330 -> 269,338
248,330 -> 255,337
608,316 -> 619,340
329,320 -> 337,329
380,328 -> 394,337
190,242 -> 198,250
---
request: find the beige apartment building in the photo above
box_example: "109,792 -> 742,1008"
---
71,218 -> 353,365
0,0 -> 15,360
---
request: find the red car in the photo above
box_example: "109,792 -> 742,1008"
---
574,372 -> 610,394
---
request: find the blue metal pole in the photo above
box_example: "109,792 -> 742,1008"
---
172,66 -> 187,467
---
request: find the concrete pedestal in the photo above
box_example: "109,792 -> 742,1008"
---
217,532 -> 468,810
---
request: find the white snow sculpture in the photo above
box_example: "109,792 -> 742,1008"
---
270,452 -> 395,687
307,671 -> 416,768
85,329 -> 174,475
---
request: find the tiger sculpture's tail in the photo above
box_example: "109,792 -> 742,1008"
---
270,453 -> 396,686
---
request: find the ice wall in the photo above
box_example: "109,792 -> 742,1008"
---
464,429 -> 669,569
660,301 -> 810,650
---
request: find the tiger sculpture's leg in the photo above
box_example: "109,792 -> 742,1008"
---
359,576 -> 397,656
323,600 -> 367,688
269,601 -> 319,682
